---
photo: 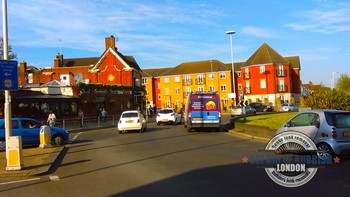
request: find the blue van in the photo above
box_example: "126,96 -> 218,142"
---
183,92 -> 221,132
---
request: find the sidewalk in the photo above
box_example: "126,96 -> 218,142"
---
0,146 -> 63,183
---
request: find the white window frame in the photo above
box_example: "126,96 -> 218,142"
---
198,87 -> 204,92
209,85 -> 215,92
164,77 -> 169,83
220,85 -> 226,91
259,65 -> 265,74
174,76 -> 180,83
220,72 -> 226,79
260,79 -> 266,89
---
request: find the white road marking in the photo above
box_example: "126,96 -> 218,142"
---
71,132 -> 82,142
49,176 -> 60,181
0,177 -> 41,185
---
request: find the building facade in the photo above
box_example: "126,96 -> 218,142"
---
142,43 -> 301,111
6,36 -> 146,120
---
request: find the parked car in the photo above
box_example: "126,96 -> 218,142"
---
0,118 -> 69,151
249,102 -> 266,112
275,110 -> 350,160
263,105 -> 274,112
156,108 -> 181,125
230,105 -> 257,117
117,110 -> 147,133
279,103 -> 299,112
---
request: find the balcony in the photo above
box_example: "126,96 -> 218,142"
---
276,69 -> 287,77
183,92 -> 191,98
244,72 -> 251,79
183,79 -> 193,86
277,85 -> 288,92
245,87 -> 251,94
195,78 -> 206,85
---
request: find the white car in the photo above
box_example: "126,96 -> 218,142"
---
117,110 -> 147,133
279,103 -> 299,112
156,108 -> 181,125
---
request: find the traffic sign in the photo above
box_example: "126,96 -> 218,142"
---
0,60 -> 18,91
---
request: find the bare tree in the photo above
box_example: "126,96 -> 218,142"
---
0,36 -> 17,60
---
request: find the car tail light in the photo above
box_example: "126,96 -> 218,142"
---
171,113 -> 175,116
331,127 -> 337,138
137,119 -> 140,123
119,120 -> 122,124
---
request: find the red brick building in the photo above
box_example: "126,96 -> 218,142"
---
7,36 -> 146,120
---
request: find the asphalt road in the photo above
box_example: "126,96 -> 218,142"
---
1,118 -> 350,196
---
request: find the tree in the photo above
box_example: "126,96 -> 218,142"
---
336,74 -> 350,93
305,88 -> 350,111
0,36 -> 17,60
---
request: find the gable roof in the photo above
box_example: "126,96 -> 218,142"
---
242,43 -> 289,67
162,60 -> 231,76
142,67 -> 174,77
285,56 -> 301,70
62,57 -> 99,67
40,80 -> 65,87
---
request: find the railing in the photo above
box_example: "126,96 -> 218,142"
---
245,87 -> 251,94
276,69 -> 287,77
195,78 -> 206,85
183,79 -> 193,86
244,72 -> 250,79
54,116 -> 117,132
277,85 -> 288,92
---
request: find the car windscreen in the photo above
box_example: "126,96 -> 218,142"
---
159,109 -> 174,114
122,113 -> 138,118
189,94 -> 219,111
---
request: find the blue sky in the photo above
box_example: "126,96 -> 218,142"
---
1,0 -> 349,87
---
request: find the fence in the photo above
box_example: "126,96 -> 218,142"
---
54,116 -> 117,132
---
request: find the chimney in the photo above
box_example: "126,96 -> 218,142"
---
105,35 -> 116,50
54,53 -> 63,67
19,61 -> 27,86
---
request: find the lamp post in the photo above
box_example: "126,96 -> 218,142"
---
331,72 -> 340,89
226,30 -> 236,104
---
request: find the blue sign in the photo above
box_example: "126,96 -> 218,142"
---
0,60 -> 18,91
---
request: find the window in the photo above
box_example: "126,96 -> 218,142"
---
209,86 -> 215,92
220,72 -> 226,79
220,85 -> 226,91
158,83 -> 161,89
209,73 -> 214,80
198,87 -> 204,92
289,113 -> 320,127
142,78 -> 147,84
174,76 -> 180,82
165,88 -> 170,95
186,88 -> 191,93
237,72 -> 241,77
164,77 -> 169,83
60,74 -> 70,86
197,74 -> 204,84
260,79 -> 266,89
238,84 -> 242,90
175,88 -> 180,95
185,75 -> 191,85
158,94 -> 161,100
74,74 -> 83,84
259,65 -> 265,73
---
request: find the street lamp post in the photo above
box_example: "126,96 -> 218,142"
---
226,30 -> 236,105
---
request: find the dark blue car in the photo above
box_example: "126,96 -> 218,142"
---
0,118 -> 69,151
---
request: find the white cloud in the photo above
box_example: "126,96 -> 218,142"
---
240,26 -> 279,38
286,3 -> 350,33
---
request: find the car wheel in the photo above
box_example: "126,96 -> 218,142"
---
0,138 -> 5,151
51,134 -> 64,146
317,143 -> 334,160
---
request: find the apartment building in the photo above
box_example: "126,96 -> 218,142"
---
142,43 -> 301,111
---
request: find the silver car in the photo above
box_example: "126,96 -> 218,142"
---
276,110 -> 350,159
230,105 -> 257,117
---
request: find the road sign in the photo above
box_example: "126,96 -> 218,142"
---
0,60 -> 18,91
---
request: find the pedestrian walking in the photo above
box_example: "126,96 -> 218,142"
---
101,108 -> 108,121
78,109 -> 84,127
47,111 -> 56,127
